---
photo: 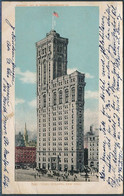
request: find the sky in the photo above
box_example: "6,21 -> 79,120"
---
15,6 -> 99,135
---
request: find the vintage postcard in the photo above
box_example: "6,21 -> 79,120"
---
1,1 -> 123,194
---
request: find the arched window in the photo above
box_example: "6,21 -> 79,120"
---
59,90 -> 62,104
43,60 -> 46,85
57,58 -> 62,77
65,89 -> 69,103
78,87 -> 82,101
53,63 -> 56,79
72,87 -> 75,102
38,66 -> 41,86
43,94 -> 46,107
53,92 -> 56,105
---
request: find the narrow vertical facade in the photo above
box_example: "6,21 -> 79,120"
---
36,30 -> 85,172
24,123 -> 28,146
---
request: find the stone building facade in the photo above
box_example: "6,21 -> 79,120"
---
36,30 -> 85,172
87,126 -> 99,172
15,146 -> 36,168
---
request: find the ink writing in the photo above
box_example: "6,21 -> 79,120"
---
99,4 -> 123,188
2,19 -> 16,188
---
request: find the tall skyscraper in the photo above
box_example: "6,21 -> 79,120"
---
36,30 -> 85,172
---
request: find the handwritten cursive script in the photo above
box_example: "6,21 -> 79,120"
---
99,4 -> 122,188
2,19 -> 16,188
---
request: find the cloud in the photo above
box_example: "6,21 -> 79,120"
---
84,108 -> 99,133
67,68 -> 94,79
16,67 -> 36,84
85,73 -> 94,79
15,97 -> 37,108
28,99 -> 36,108
85,90 -> 98,99
67,68 -> 77,75
15,98 -> 25,105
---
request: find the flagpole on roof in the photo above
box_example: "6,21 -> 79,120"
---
52,12 -> 59,30
52,13 -> 54,30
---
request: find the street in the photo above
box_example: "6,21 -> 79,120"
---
15,168 -> 99,182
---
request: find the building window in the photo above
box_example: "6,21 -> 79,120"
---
64,158 -> 68,163
57,57 -> 62,77
65,89 -> 69,103
38,50 -> 40,56
90,161 -> 94,167
72,87 -> 75,102
43,60 -> 46,85
78,87 -> 82,101
49,45 -> 51,52
43,157 -> 46,162
38,66 -> 41,85
53,63 -> 56,79
53,92 -> 56,105
59,90 -> 62,104
43,94 -> 46,107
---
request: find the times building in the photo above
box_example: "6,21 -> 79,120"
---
36,30 -> 86,172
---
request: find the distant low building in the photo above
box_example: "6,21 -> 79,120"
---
28,140 -> 37,147
15,146 -> 36,168
84,126 -> 99,172
16,123 -> 37,147
15,132 -> 25,147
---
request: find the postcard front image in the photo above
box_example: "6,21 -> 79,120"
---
2,1 -> 123,194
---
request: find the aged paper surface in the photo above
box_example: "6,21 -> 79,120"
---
2,1 -> 123,194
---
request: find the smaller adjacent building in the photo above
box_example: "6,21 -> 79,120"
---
15,123 -> 37,169
84,126 -> 99,172
28,140 -> 37,147
15,146 -> 36,168
15,123 -> 37,148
